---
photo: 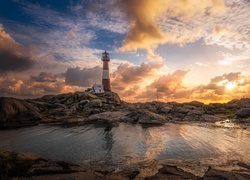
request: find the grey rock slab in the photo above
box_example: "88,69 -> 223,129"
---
84,99 -> 102,108
87,111 -> 129,123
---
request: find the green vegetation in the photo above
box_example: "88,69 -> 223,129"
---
215,111 -> 235,119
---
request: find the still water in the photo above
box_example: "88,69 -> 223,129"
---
0,123 -> 249,164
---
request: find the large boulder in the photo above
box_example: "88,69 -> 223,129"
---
157,106 -> 172,114
104,91 -> 121,104
78,100 -> 90,107
236,108 -> 250,118
201,114 -> 222,122
174,107 -> 190,114
187,109 -> 205,116
84,99 -> 102,108
127,110 -> 167,124
87,111 -> 129,123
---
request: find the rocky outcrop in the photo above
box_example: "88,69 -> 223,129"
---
0,150 -> 101,179
1,92 -> 250,129
145,163 -> 250,180
203,165 -> 250,179
236,108 -> 250,118
0,91 -> 126,129
0,97 -> 42,129
2,150 -> 250,180
145,165 -> 200,180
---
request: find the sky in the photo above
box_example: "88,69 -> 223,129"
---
0,0 -> 250,103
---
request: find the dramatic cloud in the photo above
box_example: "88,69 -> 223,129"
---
0,77 -> 24,95
0,24 -> 34,74
198,72 -> 250,92
111,62 -> 164,93
205,0 -> 250,50
112,69 -> 250,103
30,72 -> 61,82
113,62 -> 163,83
0,0 -> 249,104
65,66 -> 102,87
110,61 -> 167,101
136,70 -> 190,101
116,0 -> 226,52
190,72 -> 250,102
0,73 -> 82,98
0,51 -> 34,74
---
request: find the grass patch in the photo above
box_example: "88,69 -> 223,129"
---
215,111 -> 235,119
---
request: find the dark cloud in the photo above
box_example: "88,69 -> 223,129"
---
30,72 -> 60,82
0,50 -> 34,74
0,25 -> 35,74
65,66 -> 102,87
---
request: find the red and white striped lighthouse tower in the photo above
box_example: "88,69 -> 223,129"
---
102,51 -> 111,91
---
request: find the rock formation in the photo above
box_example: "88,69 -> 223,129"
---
1,150 -> 250,180
0,91 -> 250,129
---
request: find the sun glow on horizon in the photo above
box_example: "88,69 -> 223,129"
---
225,82 -> 236,90
217,80 -> 237,90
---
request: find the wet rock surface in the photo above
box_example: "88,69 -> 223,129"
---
1,150 -> 250,180
145,165 -> 201,180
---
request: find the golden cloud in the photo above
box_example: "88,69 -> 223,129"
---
0,72 -> 80,99
111,68 -> 250,103
116,0 -> 226,52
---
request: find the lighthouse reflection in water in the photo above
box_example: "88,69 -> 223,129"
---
0,123 -> 249,165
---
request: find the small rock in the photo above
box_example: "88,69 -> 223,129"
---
175,107 -> 190,114
158,106 -> 172,114
65,97 -> 75,105
201,114 -> 221,122
187,109 -> 205,116
84,99 -> 102,108
79,100 -> 90,107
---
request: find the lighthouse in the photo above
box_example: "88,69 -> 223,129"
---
102,51 -> 111,91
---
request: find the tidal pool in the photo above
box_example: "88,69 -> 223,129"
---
0,123 -> 249,165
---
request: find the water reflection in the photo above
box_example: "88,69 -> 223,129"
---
102,124 -> 115,161
0,123 -> 249,164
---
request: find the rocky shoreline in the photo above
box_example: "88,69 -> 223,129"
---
1,150 -> 250,179
1,92 -> 250,179
0,91 -> 250,129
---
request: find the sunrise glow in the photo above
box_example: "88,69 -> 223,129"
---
0,0 -> 249,103
226,82 -> 236,90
